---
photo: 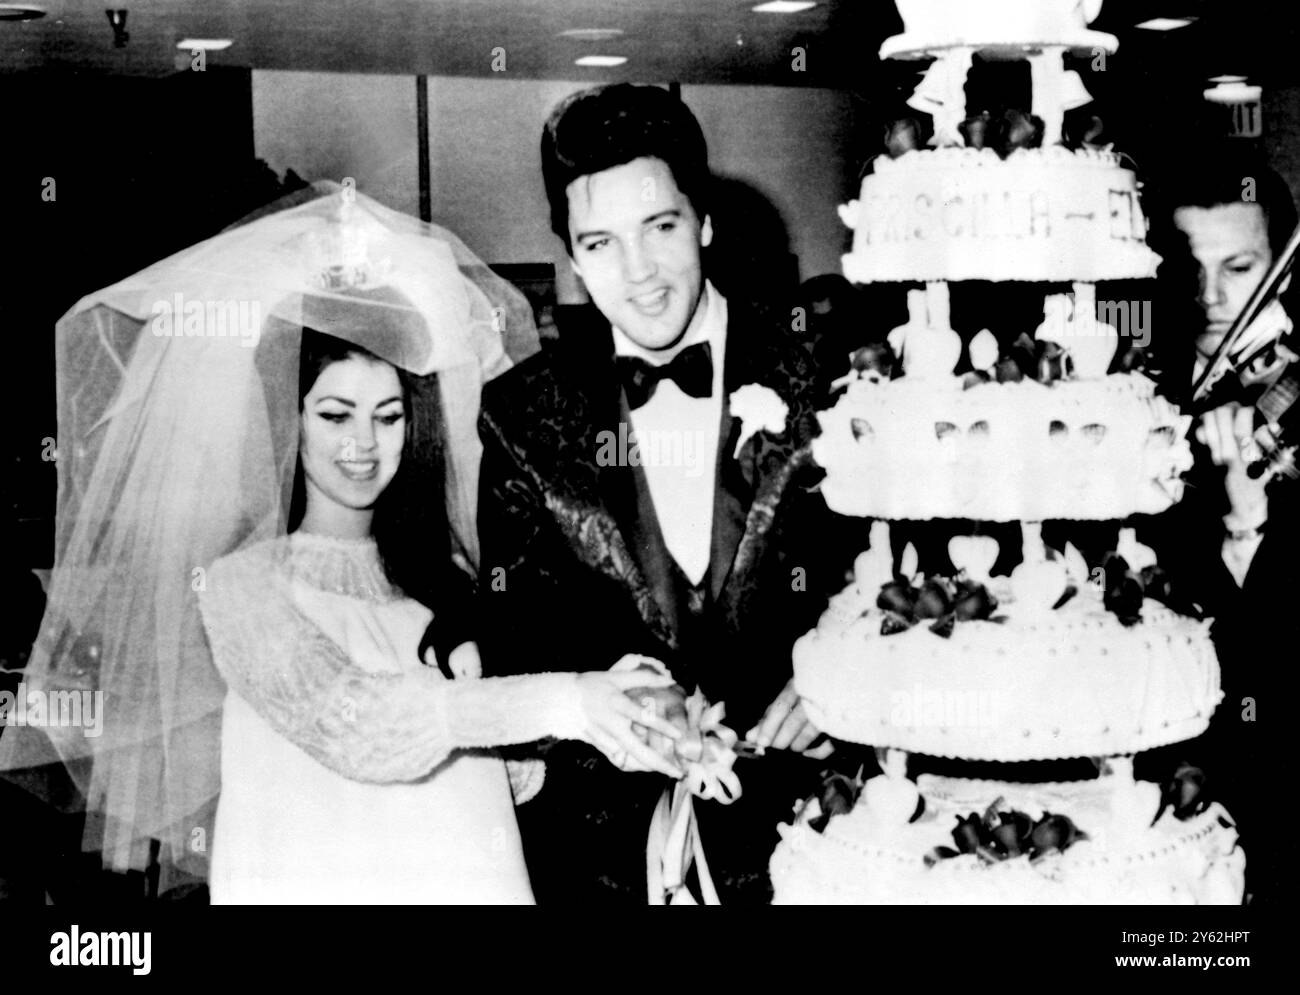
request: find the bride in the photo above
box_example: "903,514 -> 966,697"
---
198,328 -> 682,904
0,184 -> 680,903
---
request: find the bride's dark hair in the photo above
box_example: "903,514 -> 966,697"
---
287,328 -> 455,611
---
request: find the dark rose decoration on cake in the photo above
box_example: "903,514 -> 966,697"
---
925,797 -> 1088,866
874,573 -> 1001,637
1100,551 -> 1197,626
1153,763 -> 1211,825
795,767 -> 927,835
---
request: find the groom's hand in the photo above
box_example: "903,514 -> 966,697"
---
629,684 -> 689,762
609,654 -> 689,769
747,679 -> 835,758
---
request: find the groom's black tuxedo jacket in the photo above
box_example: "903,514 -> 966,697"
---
474,296 -> 835,902
476,297 -> 830,728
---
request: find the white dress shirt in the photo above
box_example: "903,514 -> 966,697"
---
611,282 -> 728,585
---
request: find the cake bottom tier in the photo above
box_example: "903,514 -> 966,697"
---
770,775 -> 1244,905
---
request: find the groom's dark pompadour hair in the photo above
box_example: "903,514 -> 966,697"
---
541,83 -> 711,254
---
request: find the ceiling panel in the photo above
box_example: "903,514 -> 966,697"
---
1,0 -> 1296,87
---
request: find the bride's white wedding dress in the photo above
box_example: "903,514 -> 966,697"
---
198,532 -> 563,904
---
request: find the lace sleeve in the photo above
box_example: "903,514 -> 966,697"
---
198,548 -> 585,784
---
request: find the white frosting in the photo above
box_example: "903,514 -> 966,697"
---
881,0 -> 1118,60
947,535 -> 998,583
1008,558 -> 1070,615
787,0 -> 1241,905
772,775 -> 1244,905
794,584 -> 1222,762
968,329 -> 1000,373
812,374 -> 1193,521
839,148 -> 1161,284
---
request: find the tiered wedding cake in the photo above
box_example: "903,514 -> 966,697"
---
770,0 -> 1245,905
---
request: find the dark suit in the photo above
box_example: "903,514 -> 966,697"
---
1133,448 -> 1295,905
474,297 -> 836,903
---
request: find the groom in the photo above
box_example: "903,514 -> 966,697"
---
474,84 -> 838,904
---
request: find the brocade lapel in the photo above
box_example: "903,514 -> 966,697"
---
547,317 -> 680,648
601,390 -> 685,646
709,322 -> 755,600
710,299 -> 821,603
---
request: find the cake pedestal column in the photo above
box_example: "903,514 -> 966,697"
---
1020,521 -> 1048,563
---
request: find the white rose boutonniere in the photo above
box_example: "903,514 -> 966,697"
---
729,384 -> 788,459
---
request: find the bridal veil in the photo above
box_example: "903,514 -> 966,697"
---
0,183 -> 537,888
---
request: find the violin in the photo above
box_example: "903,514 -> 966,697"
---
1192,219 -> 1300,483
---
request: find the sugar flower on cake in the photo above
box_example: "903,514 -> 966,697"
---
729,384 -> 788,458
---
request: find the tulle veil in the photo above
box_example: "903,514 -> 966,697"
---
0,182 -> 538,890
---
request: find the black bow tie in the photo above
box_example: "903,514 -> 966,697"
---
616,342 -> 714,410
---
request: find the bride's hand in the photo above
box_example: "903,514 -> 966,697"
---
607,653 -> 688,761
575,669 -> 684,778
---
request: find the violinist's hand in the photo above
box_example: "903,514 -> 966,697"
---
1197,403 -> 1270,528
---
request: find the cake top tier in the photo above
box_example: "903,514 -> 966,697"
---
882,0 -> 1117,148
881,0 -> 1117,60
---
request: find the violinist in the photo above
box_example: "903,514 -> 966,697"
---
1154,152 -> 1296,610
1143,149 -> 1298,904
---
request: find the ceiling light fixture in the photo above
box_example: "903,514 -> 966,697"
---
177,38 -> 233,51
1134,17 -> 1198,31
559,28 -> 624,42
1208,74 -> 1248,84
574,55 -> 627,67
0,4 -> 47,20
752,2 -> 818,12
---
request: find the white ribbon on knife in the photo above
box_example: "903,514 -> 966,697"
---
646,692 -> 742,905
